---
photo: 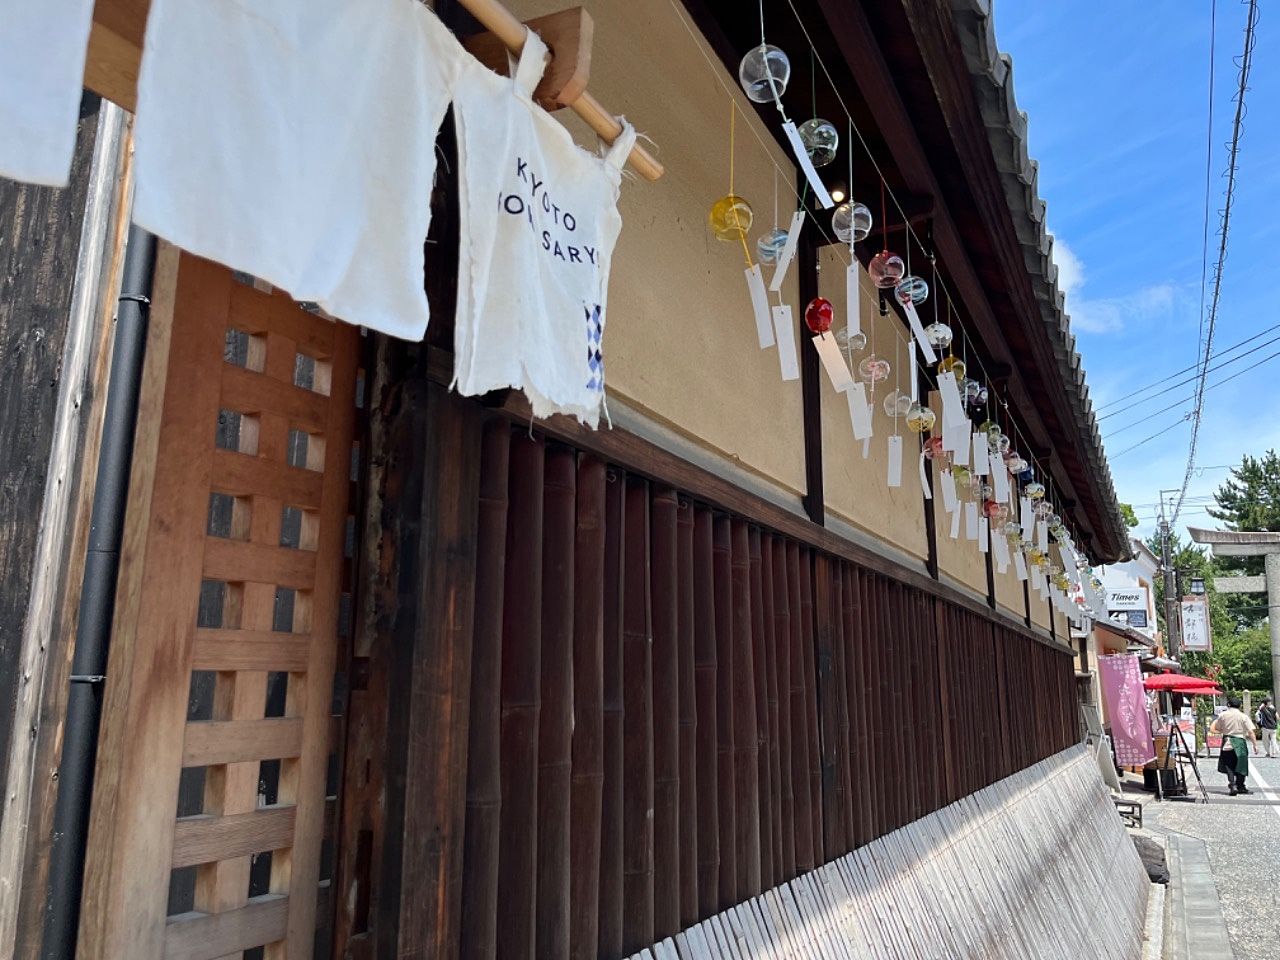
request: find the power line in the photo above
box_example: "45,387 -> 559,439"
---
1172,0 -> 1260,527
1110,417 -> 1191,461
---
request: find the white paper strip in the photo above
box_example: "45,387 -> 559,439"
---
979,518 -> 989,553
902,302 -> 938,364
993,464 -> 1010,502
887,435 -> 903,487
937,371 -> 967,428
782,121 -> 835,210
814,331 -> 855,393
993,527 -> 1011,572
964,502 -> 978,540
1020,497 -> 1034,534
771,305 -> 799,381
949,505 -> 961,540
745,264 -> 774,349
861,437 -> 871,459
1014,550 -> 1028,581
909,341 -> 919,403
847,382 -> 873,440
919,455 -> 932,500
847,263 -> 862,338
940,470 -> 958,513
1036,520 -> 1048,553
972,434 -> 990,476
951,427 -> 971,467
769,211 -> 806,293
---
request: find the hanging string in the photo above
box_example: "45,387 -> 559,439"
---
728,101 -> 752,267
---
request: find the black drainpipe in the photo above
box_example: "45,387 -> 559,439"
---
41,225 -> 156,960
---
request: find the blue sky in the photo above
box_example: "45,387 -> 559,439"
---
991,1 -> 1278,545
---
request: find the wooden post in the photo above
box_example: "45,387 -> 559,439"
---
620,479 -> 654,953
496,434 -> 544,960
537,445 -> 576,960
798,548 -> 823,863
691,508 -> 719,918
748,528 -> 774,891
650,486 -> 681,940
843,565 -> 872,848
831,563 -> 853,854
712,516 -> 737,907
596,470 -> 626,958
760,535 -> 784,881
460,420 -> 510,960
813,554 -> 840,859
772,538 -> 795,878
675,501 -> 699,928
786,542 -> 813,871
569,456 -> 606,960
729,519 -> 760,901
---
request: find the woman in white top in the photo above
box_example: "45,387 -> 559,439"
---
1211,696 -> 1258,796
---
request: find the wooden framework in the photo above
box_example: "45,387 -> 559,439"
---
79,251 -> 359,960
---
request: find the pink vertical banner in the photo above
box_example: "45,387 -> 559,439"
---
1097,654 -> 1156,766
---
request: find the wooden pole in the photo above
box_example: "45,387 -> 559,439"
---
831,563 -> 852,854
650,486 -> 681,940
748,528 -> 774,891
597,470 -> 626,957
691,508 -> 719,918
842,564 -> 871,848
569,456 -> 605,960
621,478 -> 654,953
537,445 -> 576,960
760,534 -> 783,882
730,519 -> 760,901
675,501 -> 699,928
786,542 -> 813,871
460,420 -> 511,959
496,433 -> 545,960
773,538 -> 795,878
813,553 -> 840,859
712,516 -> 737,908
799,547 -> 823,864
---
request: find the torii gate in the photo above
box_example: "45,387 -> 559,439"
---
1188,527 -> 1280,707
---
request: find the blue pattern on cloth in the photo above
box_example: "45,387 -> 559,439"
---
585,303 -> 604,392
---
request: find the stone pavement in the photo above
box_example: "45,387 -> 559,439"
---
1143,751 -> 1280,959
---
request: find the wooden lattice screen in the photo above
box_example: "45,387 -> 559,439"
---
80,248 -> 358,960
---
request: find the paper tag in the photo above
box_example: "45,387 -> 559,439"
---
772,305 -> 799,381
814,331 -> 855,393
951,427 -> 971,466
993,527 -> 1011,572
887,435 -> 903,487
940,469 -> 958,513
1020,497 -> 1034,534
972,434 -> 990,476
847,263 -> 862,338
769,210 -> 806,293
919,455 -> 932,500
846,381 -> 873,440
745,264 -> 774,349
861,437 -> 870,459
909,341 -> 919,403
964,501 -> 978,540
978,518 -> 989,553
903,302 -> 938,365
782,121 -> 835,209
1014,550 -> 1028,581
1036,520 -> 1048,553
937,371 -> 967,427
992,464 -> 1010,502
948,504 -> 961,540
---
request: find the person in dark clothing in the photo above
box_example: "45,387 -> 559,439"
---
1256,697 -> 1278,758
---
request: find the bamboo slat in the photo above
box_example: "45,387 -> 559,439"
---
711,516 -> 737,908
786,543 -> 813,872
692,508 -> 720,919
747,529 -> 774,891
729,520 -> 760,902
675,502 -> 699,928
651,487 -> 682,940
771,538 -> 795,880
598,470 -> 627,958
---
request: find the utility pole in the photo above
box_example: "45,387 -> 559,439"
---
1159,489 -> 1181,659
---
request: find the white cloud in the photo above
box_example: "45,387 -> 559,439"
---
1053,235 -> 1085,299
1050,231 -> 1174,335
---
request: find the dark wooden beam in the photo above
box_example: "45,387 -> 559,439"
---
799,231 -> 825,526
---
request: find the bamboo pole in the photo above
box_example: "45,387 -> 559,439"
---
786,542 -> 813,872
692,507 -> 719,918
536,445 -> 576,960
798,547 -> 823,864
772,538 -> 795,878
569,456 -> 606,960
675,501 -> 699,928
760,534 -> 783,882
459,420 -> 510,959
730,519 -> 760,901
712,516 -> 737,908
621,478 -> 654,953
747,528 -> 773,891
650,486 -> 681,940
496,433 -> 544,959
597,470 -> 626,957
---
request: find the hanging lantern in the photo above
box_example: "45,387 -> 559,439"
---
906,403 -> 936,433
1034,500 -> 1054,519
739,44 -> 791,103
952,465 -> 971,486
964,380 -> 988,407
868,250 -> 905,289
882,389 -> 912,417
967,475 -> 985,498
1025,481 -> 1046,501
1054,572 -> 1072,591
857,355 -> 891,382
708,194 -> 753,241
832,202 -> 873,244
1004,522 -> 1023,542
1050,521 -> 1067,540
924,322 -> 953,350
1004,452 -> 1028,473
980,482 -> 994,500
923,436 -> 946,460
991,432 -> 1011,454
937,356 -> 966,379
804,297 -> 834,334
756,226 -> 789,264
835,327 -> 868,352
894,275 -> 929,306
798,118 -> 838,168
981,499 -> 1002,520
979,419 -> 999,440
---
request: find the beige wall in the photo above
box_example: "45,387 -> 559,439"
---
994,549 -> 1027,620
928,392 -> 989,596
816,248 -> 928,560
503,0 -> 806,495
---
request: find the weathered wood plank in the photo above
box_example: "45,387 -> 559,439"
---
171,807 -> 297,869
163,895 -> 288,960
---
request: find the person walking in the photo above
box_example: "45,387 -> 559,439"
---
1211,696 -> 1258,795
1256,697 -> 1278,758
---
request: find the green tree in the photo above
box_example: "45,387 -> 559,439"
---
1119,502 -> 1139,528
1212,624 -> 1273,694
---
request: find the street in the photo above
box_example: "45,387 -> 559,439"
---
1144,752 -> 1280,959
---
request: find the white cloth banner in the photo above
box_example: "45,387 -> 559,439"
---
745,265 -> 774,349
0,0 -> 96,186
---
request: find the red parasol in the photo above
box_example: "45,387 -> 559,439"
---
1142,672 -> 1222,694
